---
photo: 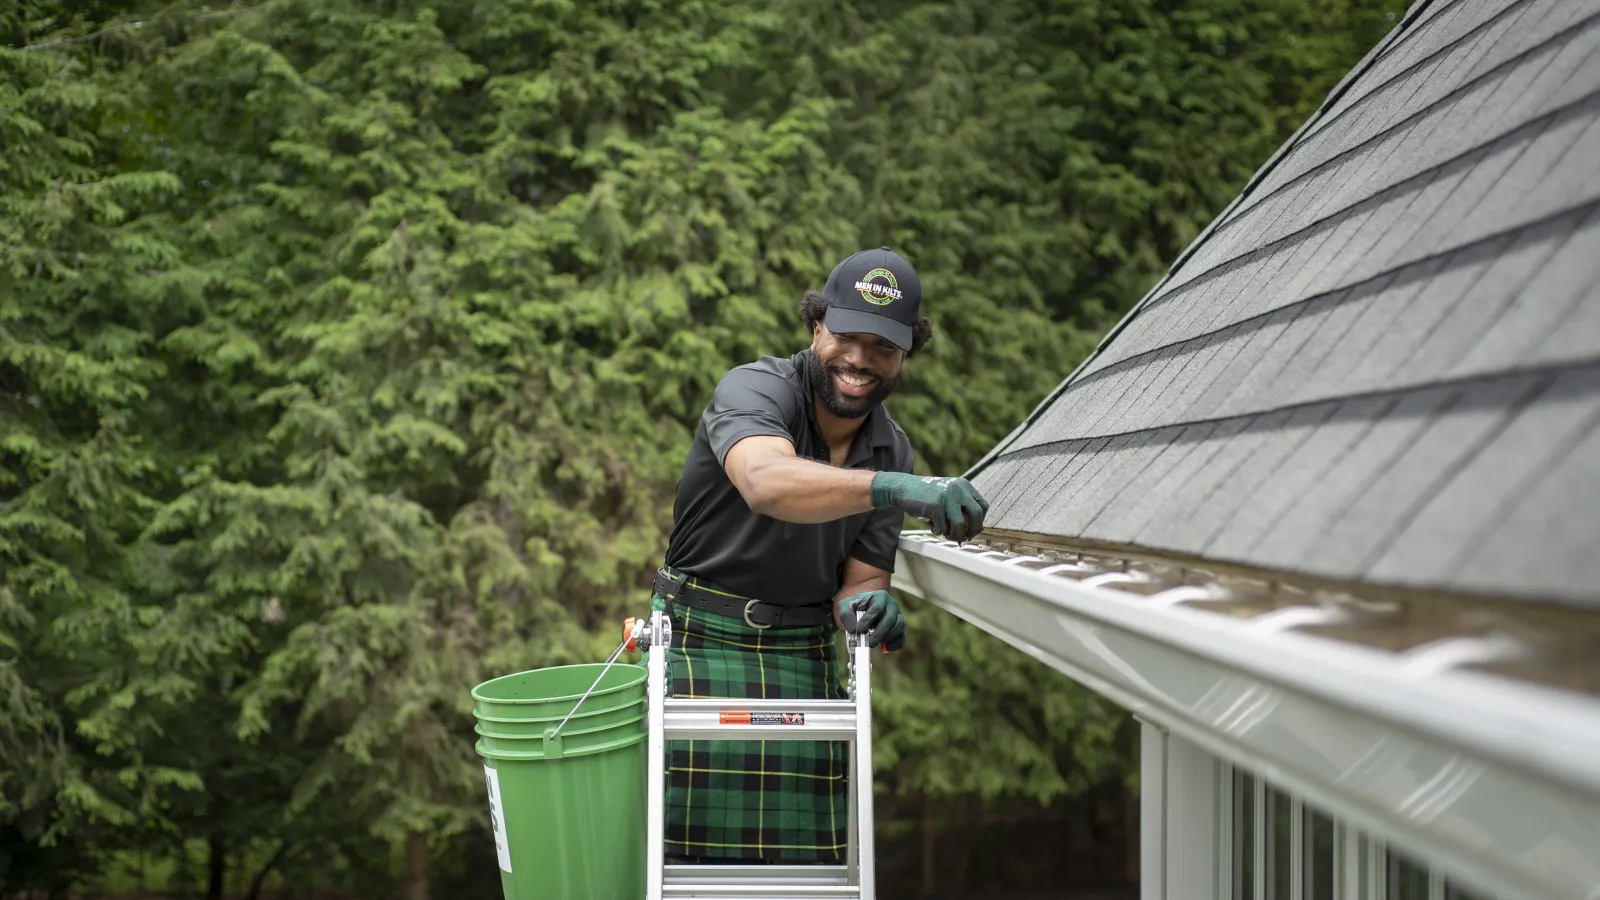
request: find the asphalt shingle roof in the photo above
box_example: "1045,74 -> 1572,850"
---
968,0 -> 1600,606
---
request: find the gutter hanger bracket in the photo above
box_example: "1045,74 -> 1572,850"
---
1396,631 -> 1534,678
1247,604 -> 1359,635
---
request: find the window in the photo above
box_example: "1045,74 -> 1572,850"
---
1222,764 -> 1495,900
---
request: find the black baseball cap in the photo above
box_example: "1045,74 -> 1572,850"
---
819,246 -> 922,351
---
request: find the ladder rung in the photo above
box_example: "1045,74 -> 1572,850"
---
663,698 -> 857,741
663,864 -> 850,886
662,886 -> 859,898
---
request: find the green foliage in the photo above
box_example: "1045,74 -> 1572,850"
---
0,0 -> 1401,894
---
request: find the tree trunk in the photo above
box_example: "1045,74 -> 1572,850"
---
206,833 -> 227,900
403,830 -> 430,900
246,839 -> 292,900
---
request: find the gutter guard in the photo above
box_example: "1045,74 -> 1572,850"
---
891,532 -> 1600,900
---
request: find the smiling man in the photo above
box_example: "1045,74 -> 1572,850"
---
649,246 -> 989,866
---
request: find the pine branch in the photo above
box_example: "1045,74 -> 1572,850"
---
16,4 -> 266,53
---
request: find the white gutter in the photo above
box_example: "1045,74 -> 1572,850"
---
891,532 -> 1600,900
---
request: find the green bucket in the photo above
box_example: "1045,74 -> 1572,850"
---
473,663 -> 648,900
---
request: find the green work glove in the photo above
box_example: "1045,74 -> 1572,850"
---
870,471 -> 991,542
837,590 -> 905,651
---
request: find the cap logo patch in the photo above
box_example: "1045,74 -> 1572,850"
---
854,268 -> 902,305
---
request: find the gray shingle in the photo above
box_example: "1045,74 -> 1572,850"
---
1207,396 -> 1398,560
1088,424 -> 1214,540
971,454 -> 1020,507
1249,386 -> 1458,574
1118,417 -> 1252,549
1185,405 -> 1338,554
1255,186 -> 1348,291
1525,16 -> 1600,115
1279,209 -> 1373,303
1095,422 -> 1225,543
1294,262 -> 1449,403
1534,262 -> 1600,364
1505,0 -> 1583,59
1386,125 -> 1537,263
1174,262 -> 1252,338
1269,285 -> 1377,404
1449,107 -> 1596,249
1145,332 -> 1234,426
1451,207 -> 1600,373
1009,445 -> 1093,529
1321,374 -> 1545,574
1312,184 -> 1428,295
986,449 -> 1051,518
1211,305 -> 1316,418
1222,240 -> 1303,326
1506,110 -> 1600,223
1392,214 -> 1579,383
1095,349 -> 1182,437
1359,165 -> 1471,278
1538,20 -> 1600,115
1461,28 -> 1568,137
1030,435 -> 1132,535
1182,319 -> 1281,423
1450,1 -> 1540,85
1246,176 -> 1317,252
1452,395 -> 1600,603
1333,239 -> 1510,397
1136,415 -> 1271,549
1369,366 -> 1600,585
1052,432 -> 1173,535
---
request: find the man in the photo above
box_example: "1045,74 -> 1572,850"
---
648,246 -> 989,865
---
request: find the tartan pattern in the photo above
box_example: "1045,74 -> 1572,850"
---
649,577 -> 849,863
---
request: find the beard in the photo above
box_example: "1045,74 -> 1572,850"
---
806,349 -> 901,419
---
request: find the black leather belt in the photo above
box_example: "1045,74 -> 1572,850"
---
655,567 -> 833,630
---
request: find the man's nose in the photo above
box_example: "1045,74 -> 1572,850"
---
841,340 -> 874,369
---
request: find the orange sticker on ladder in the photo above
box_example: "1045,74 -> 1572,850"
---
718,712 -> 805,725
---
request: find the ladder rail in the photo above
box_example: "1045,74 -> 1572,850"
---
852,638 -> 875,900
647,610 -> 669,900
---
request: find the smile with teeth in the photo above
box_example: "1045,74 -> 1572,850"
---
832,368 -> 877,396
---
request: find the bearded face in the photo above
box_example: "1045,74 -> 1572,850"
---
807,328 -> 905,419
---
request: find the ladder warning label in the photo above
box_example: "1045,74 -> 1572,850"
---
719,712 -> 805,725
484,764 -> 512,873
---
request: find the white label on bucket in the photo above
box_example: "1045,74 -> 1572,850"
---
484,764 -> 512,872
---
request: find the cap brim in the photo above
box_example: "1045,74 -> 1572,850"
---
824,306 -> 913,352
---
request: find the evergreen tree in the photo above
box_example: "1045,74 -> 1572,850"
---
0,0 -> 1401,895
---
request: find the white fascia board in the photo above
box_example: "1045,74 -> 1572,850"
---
891,533 -> 1600,900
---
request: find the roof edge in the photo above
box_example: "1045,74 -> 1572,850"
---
969,527 -> 1600,698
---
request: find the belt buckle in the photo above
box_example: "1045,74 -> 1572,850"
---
742,598 -> 772,630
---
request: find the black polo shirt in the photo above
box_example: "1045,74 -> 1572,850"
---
663,350 -> 915,607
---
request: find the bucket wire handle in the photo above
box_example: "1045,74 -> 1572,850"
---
548,619 -> 645,741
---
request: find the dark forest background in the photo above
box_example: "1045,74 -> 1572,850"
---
1,1 -> 1401,896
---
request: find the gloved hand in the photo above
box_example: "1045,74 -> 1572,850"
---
837,590 -> 906,650
870,471 -> 990,542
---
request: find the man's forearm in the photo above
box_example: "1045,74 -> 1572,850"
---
742,456 -> 879,524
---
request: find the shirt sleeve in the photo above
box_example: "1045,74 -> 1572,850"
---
847,435 -> 916,573
703,365 -> 800,466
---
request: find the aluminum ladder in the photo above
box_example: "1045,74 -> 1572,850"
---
633,608 -> 878,900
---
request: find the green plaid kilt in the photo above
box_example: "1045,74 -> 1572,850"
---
648,576 -> 848,863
